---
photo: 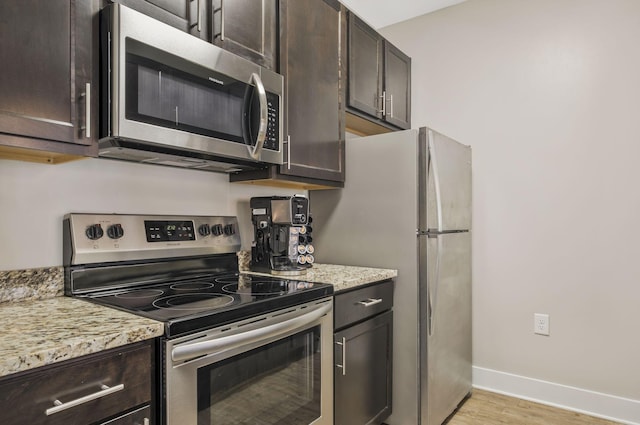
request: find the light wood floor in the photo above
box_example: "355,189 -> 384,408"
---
444,389 -> 621,425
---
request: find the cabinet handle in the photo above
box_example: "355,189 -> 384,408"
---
81,82 -> 91,138
45,383 -> 124,416
285,135 -> 291,170
357,298 -> 383,307
388,94 -> 394,118
144,418 -> 150,425
335,337 -> 347,376
213,0 -> 225,41
378,91 -> 386,116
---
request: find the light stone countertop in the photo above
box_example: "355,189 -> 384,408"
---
0,259 -> 395,379
0,297 -> 164,378
243,263 -> 398,292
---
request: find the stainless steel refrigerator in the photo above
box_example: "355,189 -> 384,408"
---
310,127 -> 472,425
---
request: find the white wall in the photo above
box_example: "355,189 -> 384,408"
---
381,0 -> 640,417
0,158 -> 298,270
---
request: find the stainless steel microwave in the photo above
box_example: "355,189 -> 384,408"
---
99,4 -> 283,172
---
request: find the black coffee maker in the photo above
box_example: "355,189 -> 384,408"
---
250,195 -> 315,275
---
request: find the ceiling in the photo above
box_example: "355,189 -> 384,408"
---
339,0 -> 467,29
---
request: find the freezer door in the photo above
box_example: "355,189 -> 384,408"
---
419,128 -> 472,232
419,231 -> 471,425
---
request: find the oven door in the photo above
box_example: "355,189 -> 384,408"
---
164,298 -> 333,425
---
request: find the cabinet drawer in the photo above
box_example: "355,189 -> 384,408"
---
0,341 -> 153,425
334,279 -> 393,329
100,405 -> 151,424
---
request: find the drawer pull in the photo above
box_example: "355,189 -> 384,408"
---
45,384 -> 125,416
357,298 -> 383,308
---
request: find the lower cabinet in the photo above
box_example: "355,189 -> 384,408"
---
0,340 -> 155,425
334,280 -> 393,425
100,405 -> 151,424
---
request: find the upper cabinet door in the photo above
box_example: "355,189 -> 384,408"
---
113,0 -> 206,39
211,0 -> 278,70
345,10 -> 411,134
0,0 -> 97,154
112,0 -> 276,69
279,0 -> 346,183
384,41 -> 411,129
348,13 -> 383,119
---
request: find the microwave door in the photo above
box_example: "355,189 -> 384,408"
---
243,73 -> 268,160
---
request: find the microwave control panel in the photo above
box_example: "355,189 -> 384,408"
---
264,92 -> 280,151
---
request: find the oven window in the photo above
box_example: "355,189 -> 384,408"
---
197,326 -> 321,425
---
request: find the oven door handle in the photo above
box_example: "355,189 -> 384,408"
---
171,302 -> 331,363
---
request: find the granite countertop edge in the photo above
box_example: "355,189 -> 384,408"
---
0,297 -> 164,379
242,263 -> 398,293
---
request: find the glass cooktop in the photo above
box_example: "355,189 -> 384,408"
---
84,273 -> 333,338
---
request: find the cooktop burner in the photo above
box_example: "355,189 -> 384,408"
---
220,274 -> 314,296
84,272 -> 332,337
170,282 -> 215,291
115,289 -> 165,299
152,293 -> 235,311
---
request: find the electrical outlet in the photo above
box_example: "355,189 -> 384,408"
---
534,313 -> 550,336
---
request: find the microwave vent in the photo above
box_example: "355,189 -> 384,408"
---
99,140 -> 256,174
100,149 -> 159,163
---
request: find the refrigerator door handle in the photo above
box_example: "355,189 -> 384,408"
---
428,234 -> 443,336
428,130 -> 444,232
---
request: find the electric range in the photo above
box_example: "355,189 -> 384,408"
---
64,213 -> 335,424
63,213 -> 333,338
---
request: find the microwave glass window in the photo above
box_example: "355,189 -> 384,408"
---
196,326 -> 322,425
126,54 -> 247,144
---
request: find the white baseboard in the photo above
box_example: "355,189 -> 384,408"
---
472,366 -> 640,425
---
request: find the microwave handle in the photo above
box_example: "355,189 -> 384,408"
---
248,72 -> 268,160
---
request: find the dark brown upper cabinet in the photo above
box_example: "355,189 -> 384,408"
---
113,0 -> 207,38
347,12 -> 411,133
0,0 -> 99,163
210,0 -> 278,70
116,0 -> 278,70
231,0 -> 346,189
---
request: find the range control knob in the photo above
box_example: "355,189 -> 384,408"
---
198,224 -> 211,236
211,224 -> 224,236
223,224 -> 236,236
85,224 -> 104,240
107,224 -> 124,239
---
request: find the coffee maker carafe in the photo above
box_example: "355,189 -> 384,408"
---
250,195 -> 314,275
